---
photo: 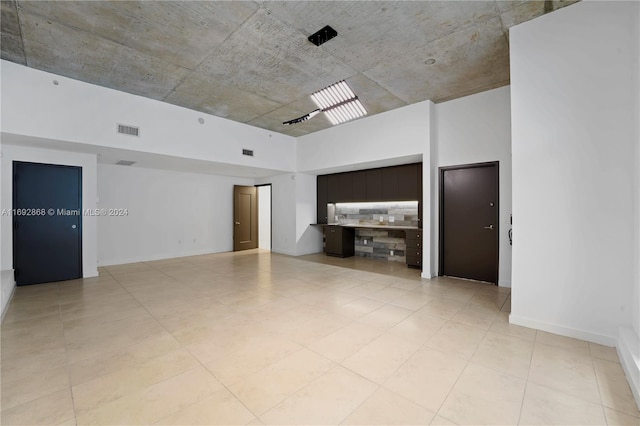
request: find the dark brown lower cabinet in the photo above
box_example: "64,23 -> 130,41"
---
405,229 -> 423,269
325,226 -> 355,257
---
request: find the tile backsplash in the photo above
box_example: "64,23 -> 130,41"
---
354,228 -> 406,263
332,201 -> 419,227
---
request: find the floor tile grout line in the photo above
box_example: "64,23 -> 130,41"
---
13,251 -> 634,425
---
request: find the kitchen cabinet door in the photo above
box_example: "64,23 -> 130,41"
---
328,173 -> 353,202
325,226 -> 355,257
397,163 -> 420,201
381,166 -> 399,201
352,171 -> 367,202
366,169 -> 382,201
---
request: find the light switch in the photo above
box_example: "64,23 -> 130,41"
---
389,216 -> 395,223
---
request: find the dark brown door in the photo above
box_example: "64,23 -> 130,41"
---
440,162 -> 498,284
233,185 -> 258,251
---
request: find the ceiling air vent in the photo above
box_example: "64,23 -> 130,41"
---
117,123 -> 140,137
308,25 -> 338,46
242,149 -> 254,157
115,160 -> 136,166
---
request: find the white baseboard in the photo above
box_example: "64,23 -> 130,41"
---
98,248 -> 228,267
1,269 -> 16,322
271,249 -> 298,257
294,248 -> 324,256
83,269 -> 99,278
498,279 -> 512,288
509,313 -> 616,346
618,326 -> 640,410
421,271 -> 434,279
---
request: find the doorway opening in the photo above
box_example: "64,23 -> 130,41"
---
439,161 -> 499,284
257,184 -> 272,251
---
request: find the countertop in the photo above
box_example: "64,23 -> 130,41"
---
310,223 -> 421,230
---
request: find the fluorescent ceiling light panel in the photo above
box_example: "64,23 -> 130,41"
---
311,80 -> 367,125
282,80 -> 367,126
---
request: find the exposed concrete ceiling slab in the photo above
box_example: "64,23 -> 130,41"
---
0,0 -> 26,65
1,0 -> 580,137
165,73 -> 283,123
15,1 -> 259,70
364,16 -> 510,104
195,7 -> 358,104
264,1 -> 501,72
18,11 -> 192,100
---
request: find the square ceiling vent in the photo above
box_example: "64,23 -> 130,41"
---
308,25 -> 338,46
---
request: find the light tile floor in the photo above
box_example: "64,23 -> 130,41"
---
1,249 -> 638,425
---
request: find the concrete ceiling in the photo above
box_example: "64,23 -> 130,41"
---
1,1 -> 579,137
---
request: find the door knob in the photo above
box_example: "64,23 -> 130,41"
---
235,221 -> 240,225
484,224 -> 494,230
72,224 -> 77,229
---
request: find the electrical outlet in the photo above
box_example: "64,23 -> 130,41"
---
389,216 -> 395,223
390,250 -> 394,256
379,216 -> 384,223
364,239 -> 367,245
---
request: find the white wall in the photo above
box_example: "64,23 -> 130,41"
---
0,144 -> 99,314
258,173 -> 297,256
296,101 -> 431,173
98,164 -> 253,265
0,61 -> 297,174
433,86 -> 512,286
295,173 -> 323,256
629,0 -> 640,406
258,185 -> 271,250
510,1 -> 638,348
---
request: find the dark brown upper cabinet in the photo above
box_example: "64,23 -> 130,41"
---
317,163 -> 422,223
397,163 -> 420,201
352,171 -> 367,202
317,175 -> 328,224
327,173 -> 353,202
366,169 -> 382,201
381,166 -> 399,201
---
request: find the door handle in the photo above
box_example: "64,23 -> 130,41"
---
235,221 -> 240,225
72,225 -> 77,229
484,224 -> 494,230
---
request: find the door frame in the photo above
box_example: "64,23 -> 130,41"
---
438,161 -> 499,283
255,183 -> 272,250
13,161 -> 83,285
